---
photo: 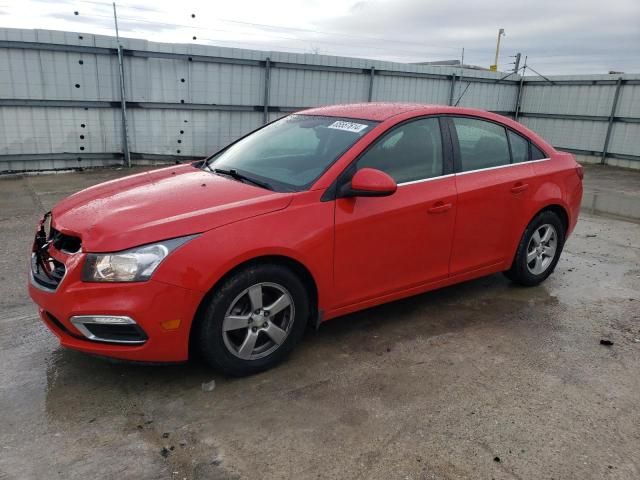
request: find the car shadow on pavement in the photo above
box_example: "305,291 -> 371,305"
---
309,272 -> 558,350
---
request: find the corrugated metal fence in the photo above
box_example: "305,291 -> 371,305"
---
1,28 -> 639,172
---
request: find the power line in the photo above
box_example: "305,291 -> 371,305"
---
454,65 -> 524,106
70,0 -> 463,51
58,10 -> 459,58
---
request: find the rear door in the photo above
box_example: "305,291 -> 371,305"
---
332,117 -> 457,307
447,116 -> 536,275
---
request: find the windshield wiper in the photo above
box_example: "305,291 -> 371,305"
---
212,168 -> 273,191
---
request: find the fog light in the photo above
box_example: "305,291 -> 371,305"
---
78,315 -> 133,324
70,315 -> 147,344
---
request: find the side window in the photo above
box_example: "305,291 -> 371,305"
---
531,144 -> 547,160
357,118 -> 443,183
508,130 -> 529,163
452,117 -> 510,171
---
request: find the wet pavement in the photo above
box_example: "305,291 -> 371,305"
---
1,167 -> 639,479
581,164 -> 640,221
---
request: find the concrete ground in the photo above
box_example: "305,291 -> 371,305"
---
581,164 -> 640,221
0,165 -> 639,479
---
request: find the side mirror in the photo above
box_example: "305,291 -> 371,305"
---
340,168 -> 397,198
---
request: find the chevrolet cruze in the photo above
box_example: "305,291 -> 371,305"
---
29,103 -> 583,375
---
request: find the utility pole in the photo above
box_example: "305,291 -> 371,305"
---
513,52 -> 521,73
461,47 -> 465,66
515,55 -> 527,121
490,28 -> 505,71
113,2 -> 131,167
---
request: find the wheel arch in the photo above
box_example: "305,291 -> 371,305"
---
507,202 -> 570,270
534,203 -> 570,238
188,254 -> 320,357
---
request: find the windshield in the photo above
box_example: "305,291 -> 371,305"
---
204,115 -> 378,191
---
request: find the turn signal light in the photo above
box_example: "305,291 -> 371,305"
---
160,319 -> 181,330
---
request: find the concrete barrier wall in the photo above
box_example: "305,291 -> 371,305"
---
0,27 -> 638,172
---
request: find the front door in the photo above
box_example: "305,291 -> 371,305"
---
332,117 -> 457,308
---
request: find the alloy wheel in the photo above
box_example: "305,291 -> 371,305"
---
526,223 -> 558,275
222,282 -> 295,360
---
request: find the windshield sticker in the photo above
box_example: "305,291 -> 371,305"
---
327,121 -> 369,133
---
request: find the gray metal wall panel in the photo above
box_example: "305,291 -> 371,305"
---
124,57 -> 264,104
372,76 -> 450,104
609,122 -> 640,157
0,48 -> 120,101
0,157 -> 123,172
616,84 -> 640,117
128,110 -> 262,156
187,63 -> 264,106
270,69 -> 369,107
1,27 -> 639,172
520,117 -> 608,152
455,82 -> 518,111
521,84 -> 616,116
0,106 -> 120,155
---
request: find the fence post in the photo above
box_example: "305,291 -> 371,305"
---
514,72 -> 525,121
113,2 -> 131,167
448,74 -> 457,106
601,76 -> 623,165
367,67 -> 375,102
263,57 -> 271,124
115,45 -> 131,167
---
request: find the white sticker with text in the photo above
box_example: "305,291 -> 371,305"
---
327,121 -> 368,133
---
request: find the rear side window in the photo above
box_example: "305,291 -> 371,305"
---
508,131 -> 529,163
531,144 -> 547,160
452,117 -> 510,172
357,117 -> 443,183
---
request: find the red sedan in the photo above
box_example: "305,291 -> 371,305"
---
29,103 -> 583,375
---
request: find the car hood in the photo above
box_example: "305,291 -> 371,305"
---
51,164 -> 293,252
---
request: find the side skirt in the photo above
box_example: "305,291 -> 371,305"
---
322,261 -> 507,322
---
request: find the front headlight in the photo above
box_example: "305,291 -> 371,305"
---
82,235 -> 197,282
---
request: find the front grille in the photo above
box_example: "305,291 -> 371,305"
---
31,212 -> 75,291
31,252 -> 66,290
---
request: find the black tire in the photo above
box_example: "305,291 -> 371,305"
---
504,210 -> 565,286
195,263 -> 309,376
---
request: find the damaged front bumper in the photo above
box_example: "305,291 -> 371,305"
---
28,214 -> 203,362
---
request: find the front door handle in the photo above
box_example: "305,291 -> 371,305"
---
510,182 -> 529,194
428,201 -> 452,214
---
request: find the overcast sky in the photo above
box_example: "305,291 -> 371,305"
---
1,0 -> 639,75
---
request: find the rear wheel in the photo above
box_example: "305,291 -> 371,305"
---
196,264 -> 309,376
504,210 -> 565,286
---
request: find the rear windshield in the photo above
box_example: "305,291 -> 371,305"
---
205,115 -> 378,191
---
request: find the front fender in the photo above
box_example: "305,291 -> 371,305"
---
152,190 -> 335,313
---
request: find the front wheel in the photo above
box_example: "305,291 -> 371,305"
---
195,264 -> 309,376
504,210 -> 565,286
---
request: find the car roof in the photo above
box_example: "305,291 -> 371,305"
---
298,102 -> 432,121
298,102 -> 506,122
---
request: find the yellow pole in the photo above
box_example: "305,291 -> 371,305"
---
490,28 -> 505,71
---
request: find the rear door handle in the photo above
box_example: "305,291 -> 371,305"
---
428,201 -> 452,214
510,182 -> 529,194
